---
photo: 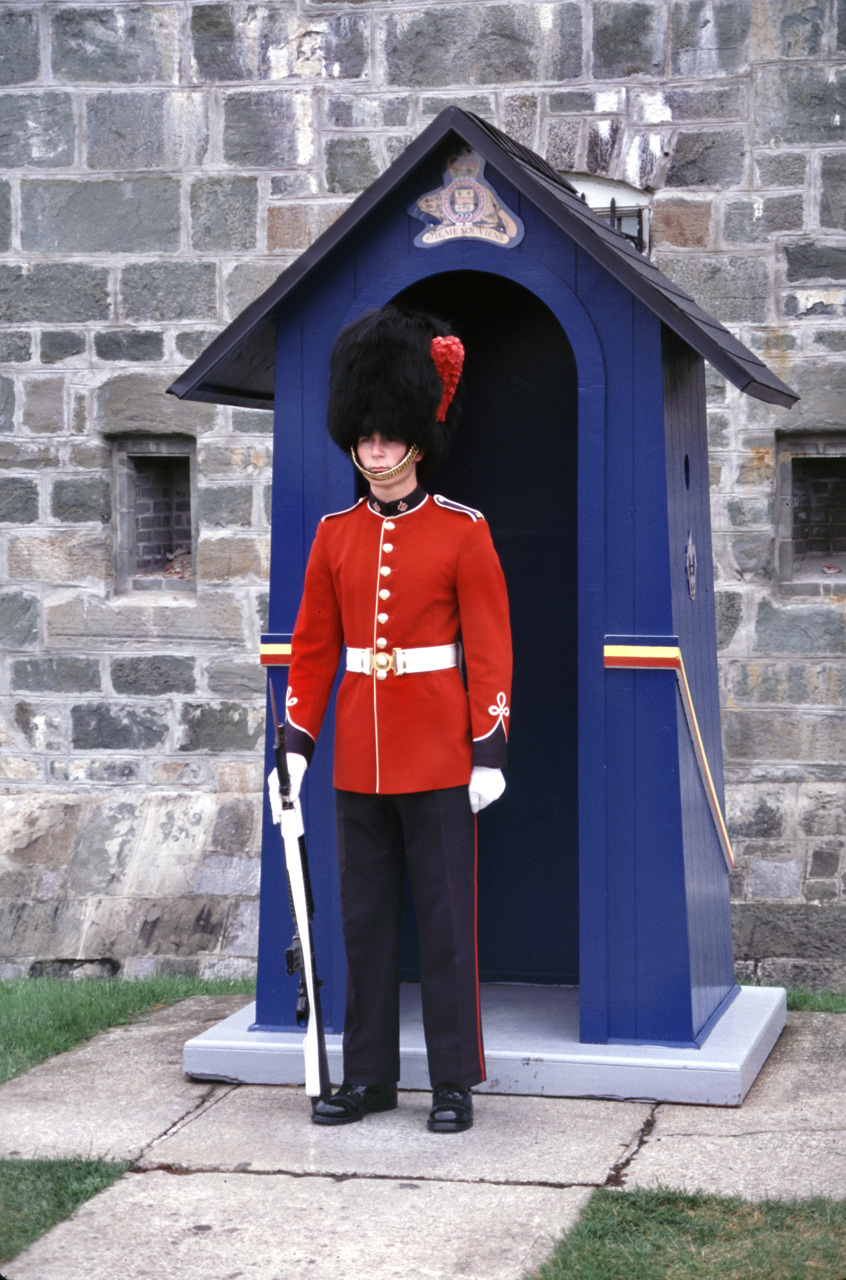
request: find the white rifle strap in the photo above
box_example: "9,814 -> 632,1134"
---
280,800 -> 321,1097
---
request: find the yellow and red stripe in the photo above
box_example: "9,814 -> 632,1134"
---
603,641 -> 735,871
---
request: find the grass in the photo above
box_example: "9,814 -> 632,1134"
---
0,1158 -> 130,1267
526,1187 -> 846,1280
0,973 -> 256,1085
785,986 -> 846,1013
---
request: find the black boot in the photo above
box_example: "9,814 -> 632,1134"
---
427,1083 -> 473,1132
311,1082 -> 398,1125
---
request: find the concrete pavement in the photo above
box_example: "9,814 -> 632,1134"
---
1,996 -> 845,1279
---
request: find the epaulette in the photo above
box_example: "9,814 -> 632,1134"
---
433,494 -> 485,522
321,498 -> 366,522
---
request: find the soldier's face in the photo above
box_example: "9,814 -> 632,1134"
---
356,433 -> 410,473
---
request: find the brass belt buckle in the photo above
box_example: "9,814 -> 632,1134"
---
372,647 -> 405,677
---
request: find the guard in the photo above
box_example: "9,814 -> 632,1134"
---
271,305 -> 512,1131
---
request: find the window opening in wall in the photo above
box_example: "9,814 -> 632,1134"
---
112,435 -> 196,594
776,433 -> 846,594
563,175 -> 652,254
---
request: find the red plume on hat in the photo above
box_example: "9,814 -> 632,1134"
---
327,305 -> 464,477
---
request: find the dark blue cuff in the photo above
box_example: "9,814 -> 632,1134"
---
472,723 -> 507,769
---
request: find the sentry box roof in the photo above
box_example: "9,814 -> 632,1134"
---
167,106 -> 797,413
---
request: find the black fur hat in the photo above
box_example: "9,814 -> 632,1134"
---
327,305 -> 463,476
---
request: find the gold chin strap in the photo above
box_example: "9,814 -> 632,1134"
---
350,443 -> 419,484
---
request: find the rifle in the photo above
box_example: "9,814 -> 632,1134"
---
268,679 -> 331,1104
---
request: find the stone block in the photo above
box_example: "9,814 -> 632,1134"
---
223,90 -> 314,168
755,151 -> 807,188
12,657 -> 101,693
94,373 -> 217,436
671,0 -> 751,75
383,4 -> 582,87
86,91 -> 208,170
0,10 -> 40,85
748,858 -> 803,899
196,534 -> 268,580
21,180 -> 181,254
727,496 -> 772,527
624,130 -> 671,190
192,5 -> 366,82
199,955 -> 257,980
65,800 -> 142,896
0,332 -> 31,363
198,486 -> 253,529
0,93 -> 74,168
0,757 -> 42,784
224,261 -> 286,321
121,794 -> 219,897
655,255 -> 768,323
0,180 -> 9,252
51,477 -> 110,524
110,655 -> 196,695
0,374 -> 13,434
212,757 -> 262,788
755,597 -> 846,655
798,787 -> 846,836
666,129 -> 746,188
22,376 -> 64,435
724,195 -> 804,243
731,534 -> 773,576
71,702 -> 169,751
81,895 -> 229,958
810,843 -> 843,877
586,120 -> 621,175
502,94 -> 539,149
325,138 -> 379,195
147,760 -> 206,787
757,65 -> 846,147
46,591 -> 245,650
592,2 -> 666,78
50,758 -> 143,786
723,709 -> 804,760
727,790 -> 785,839
193,855 -> 260,896
120,263 -> 217,323
0,478 -> 38,524
266,201 -> 346,252
820,154 -> 846,231
0,265 -> 110,323
51,7 -> 179,83
224,897 -> 259,954
206,660 -> 266,698
179,702 -> 263,753
326,95 -> 409,129
0,795 -> 82,871
652,198 -> 711,248
190,177 -> 257,252
0,591 -> 39,648
545,119 -> 581,172
715,589 -> 742,649
733,902 -> 846,960
7,531 -> 111,584
40,331 -> 86,364
210,799 -> 257,854
0,898 -> 87,962
785,243 -> 846,283
176,329 -> 222,362
94,330 -> 164,362
771,0 -> 824,57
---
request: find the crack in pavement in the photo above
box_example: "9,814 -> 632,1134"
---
603,1103 -> 659,1187
130,1162 -> 608,1192
136,1084 -> 241,1160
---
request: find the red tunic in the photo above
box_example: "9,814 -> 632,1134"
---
286,491 -> 512,794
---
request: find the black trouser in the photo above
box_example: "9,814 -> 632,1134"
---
334,786 -> 485,1090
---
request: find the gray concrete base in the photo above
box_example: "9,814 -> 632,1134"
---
184,983 -> 786,1106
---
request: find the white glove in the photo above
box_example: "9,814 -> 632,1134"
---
468,766 -> 506,814
267,753 -> 308,824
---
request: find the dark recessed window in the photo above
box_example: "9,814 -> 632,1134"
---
776,435 -> 846,594
113,436 -> 196,593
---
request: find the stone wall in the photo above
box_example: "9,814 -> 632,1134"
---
2,0 -> 846,986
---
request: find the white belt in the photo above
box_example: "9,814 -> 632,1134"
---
346,643 -> 459,677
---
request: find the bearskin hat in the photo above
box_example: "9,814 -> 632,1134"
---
327,305 -> 463,477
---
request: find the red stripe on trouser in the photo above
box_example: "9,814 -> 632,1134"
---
474,812 -> 486,1082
